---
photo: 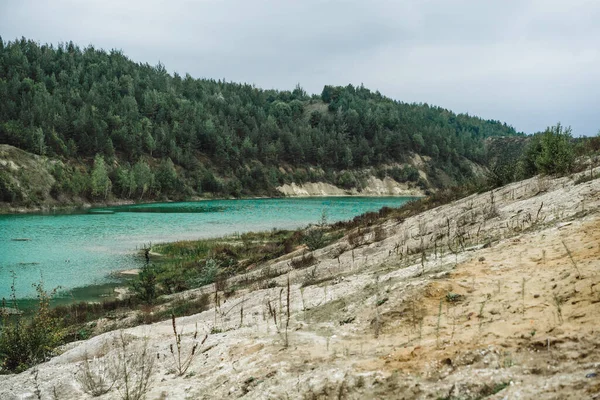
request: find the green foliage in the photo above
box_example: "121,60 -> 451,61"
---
485,124 -> 577,188
113,164 -> 137,199
521,123 -> 575,177
51,164 -> 90,197
387,165 -> 420,183
534,123 -> 575,175
336,171 -> 357,190
0,277 -> 64,373
0,171 -> 22,202
90,154 -> 112,199
147,223 -> 348,297
188,258 -> 220,288
0,37 -> 522,202
151,228 -> 339,293
155,157 -> 180,195
132,159 -> 154,199
130,263 -> 158,304
304,228 -> 325,251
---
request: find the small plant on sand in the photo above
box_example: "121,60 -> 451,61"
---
169,314 -> 206,376
435,298 -> 443,348
266,276 -> 292,348
484,191 -> 499,220
521,278 -> 526,316
374,226 -> 387,242
561,240 -> 581,278
77,352 -> 115,397
348,230 -> 364,248
112,332 -> 155,400
478,295 -> 490,332
445,292 -> 462,303
267,298 -> 280,335
79,333 -> 155,399
553,293 -> 564,324
284,276 -> 291,348
304,228 -> 325,251
373,276 -> 383,339
406,300 -> 426,343
300,267 -> 318,288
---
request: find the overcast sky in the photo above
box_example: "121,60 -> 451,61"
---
1,0 -> 599,135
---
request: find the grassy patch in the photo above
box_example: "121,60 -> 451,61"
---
150,227 -> 343,294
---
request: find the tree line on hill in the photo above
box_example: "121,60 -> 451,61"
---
0,37 -> 525,202
486,123 -> 600,189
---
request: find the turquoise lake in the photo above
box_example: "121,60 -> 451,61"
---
0,197 -> 415,300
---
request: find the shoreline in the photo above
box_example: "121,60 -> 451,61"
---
0,192 -> 423,216
3,195 -> 419,304
11,280 -> 129,307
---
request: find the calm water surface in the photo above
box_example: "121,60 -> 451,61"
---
0,197 -> 415,299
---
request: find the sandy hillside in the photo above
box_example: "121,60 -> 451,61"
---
277,176 -> 423,197
1,170 -> 599,400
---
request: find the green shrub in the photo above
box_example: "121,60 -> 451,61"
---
388,165 -> 419,183
304,228 -> 325,251
521,123 -> 575,177
336,171 -> 357,189
0,279 -> 64,373
187,258 -> 220,288
0,172 -> 22,202
535,123 -> 574,175
130,263 -> 158,304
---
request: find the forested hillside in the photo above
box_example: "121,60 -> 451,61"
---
0,37 -> 521,204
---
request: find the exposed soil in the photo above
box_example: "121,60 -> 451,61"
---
277,176 -> 423,197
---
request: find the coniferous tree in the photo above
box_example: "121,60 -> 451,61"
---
0,37 -> 525,202
90,154 -> 111,199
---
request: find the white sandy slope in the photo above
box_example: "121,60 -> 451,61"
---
277,176 -> 423,197
1,169 -> 600,399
